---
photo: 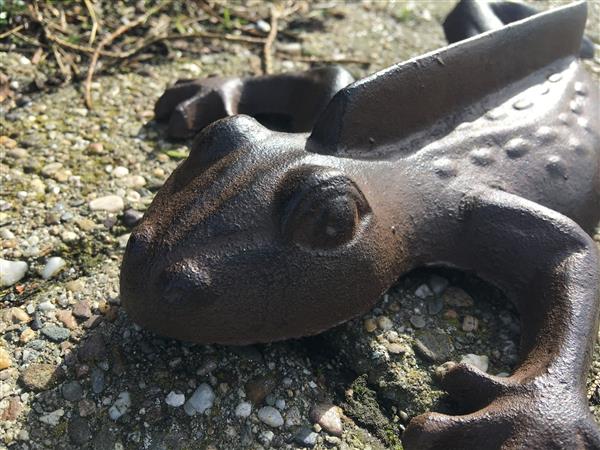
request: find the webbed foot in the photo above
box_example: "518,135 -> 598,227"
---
404,368 -> 600,449
154,66 -> 354,139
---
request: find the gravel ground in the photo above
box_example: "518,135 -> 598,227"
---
1,1 -> 599,449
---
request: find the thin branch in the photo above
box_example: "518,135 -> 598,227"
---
84,1 -> 171,109
262,5 -> 280,75
83,0 -> 99,45
287,55 -> 371,65
0,24 -> 24,40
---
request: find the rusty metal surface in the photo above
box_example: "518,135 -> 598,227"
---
121,1 -> 600,448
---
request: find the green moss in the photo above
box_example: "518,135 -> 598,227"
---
343,374 -> 403,448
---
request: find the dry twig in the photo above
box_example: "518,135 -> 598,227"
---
84,1 -> 171,109
0,24 -> 25,40
83,0 -> 99,45
262,5 -> 281,74
289,55 -> 371,65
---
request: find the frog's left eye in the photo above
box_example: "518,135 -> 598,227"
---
277,166 -> 371,249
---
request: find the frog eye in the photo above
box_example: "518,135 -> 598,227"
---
277,166 -> 371,249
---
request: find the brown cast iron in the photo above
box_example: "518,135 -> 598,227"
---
121,1 -> 600,448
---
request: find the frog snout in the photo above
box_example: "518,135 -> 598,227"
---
157,260 -> 212,305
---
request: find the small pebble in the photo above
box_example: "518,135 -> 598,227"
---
427,296 -> 444,315
184,383 -> 215,416
112,166 -> 129,178
40,257 -> 66,280
38,301 -> 55,312
20,328 -> 35,343
56,310 -> 78,330
415,284 -> 433,299
363,318 -> 377,333
0,348 -> 12,369
62,381 -> 83,402
294,427 -> 318,448
428,275 -> 449,295
258,406 -> 284,427
376,315 -> 393,331
0,259 -> 28,286
89,195 -> 124,213
460,354 -> 489,372
78,399 -> 96,417
41,324 -> 70,342
2,307 -> 30,324
310,403 -> 343,436
245,374 -> 277,404
90,368 -> 105,394
122,209 -> 144,227
39,408 -> 64,426
409,314 -> 426,329
68,416 -> 91,445
462,315 -> 479,332
72,300 -> 92,319
21,363 -> 58,391
443,287 -> 474,307
165,391 -> 185,407
235,401 -> 252,418
108,391 -> 131,420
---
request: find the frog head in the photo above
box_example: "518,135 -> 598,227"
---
120,116 -> 399,344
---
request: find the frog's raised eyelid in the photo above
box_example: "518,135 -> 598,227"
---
307,1 -> 587,157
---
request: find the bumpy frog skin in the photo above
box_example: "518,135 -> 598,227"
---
121,1 -> 600,448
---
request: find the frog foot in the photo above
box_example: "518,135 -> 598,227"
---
153,66 -> 354,139
403,362 -> 600,449
154,77 -> 240,139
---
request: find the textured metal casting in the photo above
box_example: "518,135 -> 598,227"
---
121,1 -> 600,448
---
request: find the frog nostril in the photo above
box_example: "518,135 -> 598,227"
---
158,260 -> 211,304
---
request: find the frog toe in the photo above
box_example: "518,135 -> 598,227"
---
435,361 -> 513,410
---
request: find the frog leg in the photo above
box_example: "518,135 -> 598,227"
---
404,188 -> 600,449
153,66 -> 354,139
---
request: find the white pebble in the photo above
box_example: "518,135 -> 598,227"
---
184,383 -> 215,416
258,406 -> 284,427
40,257 -> 66,280
235,401 -> 252,418
39,408 -> 64,426
109,392 -> 131,420
460,354 -> 489,373
415,284 -> 434,299
38,300 -> 56,312
0,228 -> 15,239
165,391 -> 185,407
89,195 -> 124,213
0,259 -> 28,286
112,166 -> 129,178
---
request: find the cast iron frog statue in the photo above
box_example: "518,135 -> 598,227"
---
121,1 -> 600,448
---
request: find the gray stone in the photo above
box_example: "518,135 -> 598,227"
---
122,208 -> 144,227
414,329 -> 454,362
68,416 -> 91,445
41,324 -> 70,342
294,427 -> 318,448
258,406 -> 284,427
90,368 -> 105,394
108,391 -> 131,420
409,314 -> 426,329
184,383 -> 215,416
428,274 -> 449,296
62,381 -> 83,402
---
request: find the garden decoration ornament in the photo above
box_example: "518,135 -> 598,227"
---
121,1 -> 600,448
